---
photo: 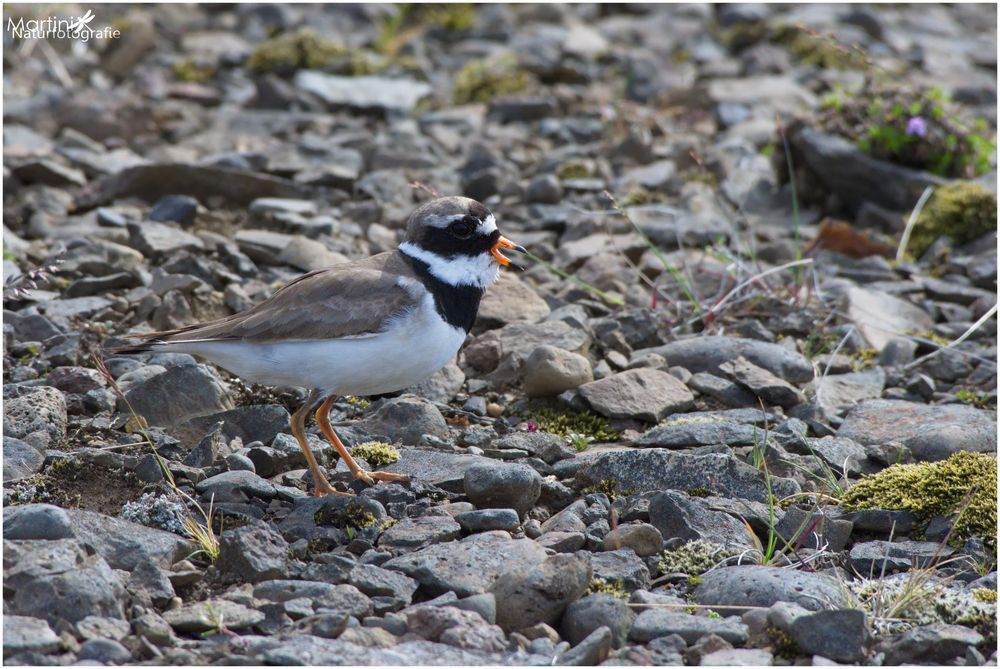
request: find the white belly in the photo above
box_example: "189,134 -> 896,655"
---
165,296 -> 467,396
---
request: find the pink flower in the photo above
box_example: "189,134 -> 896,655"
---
526,422 -> 538,432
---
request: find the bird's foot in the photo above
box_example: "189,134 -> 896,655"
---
313,481 -> 353,497
351,469 -> 411,486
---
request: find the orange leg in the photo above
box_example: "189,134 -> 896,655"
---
291,393 -> 350,497
315,397 -> 411,486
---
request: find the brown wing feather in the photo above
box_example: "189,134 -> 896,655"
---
117,251 -> 422,347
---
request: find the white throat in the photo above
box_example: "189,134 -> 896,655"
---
399,242 -> 500,289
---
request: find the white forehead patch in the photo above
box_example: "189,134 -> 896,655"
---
478,213 -> 497,235
423,213 -> 466,229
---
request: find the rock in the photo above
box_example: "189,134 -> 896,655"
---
695,566 -> 856,614
524,174 -> 564,204
538,532 -> 587,552
218,521 -> 290,583
196,470 -> 277,503
162,599 -> 264,633
3,437 -> 45,481
277,237 -> 348,271
122,364 -> 232,427
66,509 -> 193,570
522,345 -> 594,397
349,564 -> 418,604
601,523 -> 664,557
378,515 -> 462,552
3,386 -> 67,449
294,71 -> 432,114
648,491 -> 756,549
699,648 -> 774,665
3,615 -> 62,658
848,540 -> 951,574
127,220 -> 204,257
362,396 -> 449,445
3,504 -> 73,540
843,287 -> 935,351
491,551 -> 591,633
629,609 -> 748,644
464,320 -> 590,375
477,274 -> 550,328
635,418 -> 758,448
47,366 -> 107,393
5,539 -> 127,624
78,638 -> 132,664
788,609 -> 871,663
150,194 -> 199,225
127,560 -> 175,607
404,605 -> 506,652
382,531 -> 548,597
577,450 -> 800,502
556,625 -> 613,666
837,400 -> 997,461
578,369 -> 694,422
406,362 -> 465,404
687,372 -> 759,407
646,336 -> 814,384
464,463 -> 542,517
562,594 -> 635,649
718,356 -> 804,408
883,623 -> 983,665
455,509 -> 521,533
495,432 -> 575,464
775,507 -> 852,553
261,636 -> 502,665
235,229 -> 294,263
255,580 -> 372,618
589,549 -> 650,592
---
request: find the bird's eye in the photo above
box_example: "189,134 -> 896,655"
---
449,221 -> 473,238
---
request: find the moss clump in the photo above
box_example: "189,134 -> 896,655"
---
974,589 -> 997,603
906,182 -> 997,258
529,408 -> 621,443
452,55 -> 533,105
659,539 -> 737,576
841,452 -> 997,549
851,347 -> 880,371
555,160 -> 594,181
344,504 -> 378,530
766,625 -> 801,659
620,187 -> 666,207
956,389 -> 995,410
686,486 -> 710,498
587,578 -> 628,599
172,59 -> 215,83
582,479 -> 634,502
351,441 -> 400,467
773,24 -> 867,70
246,28 -> 349,75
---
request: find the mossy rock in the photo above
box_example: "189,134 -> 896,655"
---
841,451 -> 997,550
528,407 -> 621,443
587,577 -> 628,599
907,182 -> 997,258
451,55 -> 534,105
659,539 -> 738,576
246,28 -> 349,75
351,441 -> 400,467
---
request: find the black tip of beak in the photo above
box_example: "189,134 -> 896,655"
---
509,260 -> 527,272
513,244 -> 527,254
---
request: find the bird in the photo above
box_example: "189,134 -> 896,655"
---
110,196 -> 525,496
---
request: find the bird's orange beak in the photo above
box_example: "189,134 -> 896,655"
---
490,235 -> 525,267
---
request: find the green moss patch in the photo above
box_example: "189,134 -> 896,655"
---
906,182 -> 997,258
351,441 -> 400,467
528,407 -> 621,443
659,539 -> 738,576
587,577 -> 628,599
841,451 -> 997,549
452,55 -> 533,105
246,28 -> 349,75
582,479 -> 634,502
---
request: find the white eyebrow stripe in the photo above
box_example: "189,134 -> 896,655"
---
423,213 -> 468,229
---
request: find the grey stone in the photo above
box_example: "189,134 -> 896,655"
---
279,495 -> 388,544
378,515 -> 462,552
382,531 -> 548,597
3,615 -> 62,657
477,273 -> 551,329
3,386 -> 67,450
3,437 -> 45,481
695,566 -> 856,614
491,551 -> 591,632
379,448 -> 496,491
589,549 -> 650,592
699,648 -> 774,665
495,431 -> 574,464
648,491 -> 756,549
522,345 -> 593,397
687,372 -> 759,407
218,521 -> 290,583
788,609 -> 871,662
848,540 -> 952,574
464,320 -> 590,375
261,636 -> 503,665
127,560 -> 175,607
172,404 -> 290,450
601,523 -> 664,557
349,564 -> 418,604
5,539 -> 127,624
122,364 -> 232,427
294,71 -> 432,114
66,509 -> 192,570
456,509 -> 521,533
775,507 -> 852,553
562,593 -> 635,649
464,463 -> 542,517
648,336 -> 814,384
450,593 -> 497,626
3,504 -> 73,540
150,194 -> 199,225
78,638 -> 132,664
576,449 -> 800,503
525,173 -> 564,204
162,599 -> 264,633
810,367 -> 886,418
578,368 -> 694,422
718,356 -> 804,408
636,418 -> 759,448
557,625 -> 613,666
127,220 -> 204,256
843,287 -> 935,351
406,362 -> 465,404
196,470 -> 277,503
883,623 -> 983,665
629,609 -> 748,644
255,580 -> 372,618
405,605 -> 506,652
362,395 -> 449,445
837,399 -> 997,461
538,531 -> 587,552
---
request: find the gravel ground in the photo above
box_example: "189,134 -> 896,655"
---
3,3 -> 997,666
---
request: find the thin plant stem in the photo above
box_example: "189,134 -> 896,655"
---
896,186 -> 935,263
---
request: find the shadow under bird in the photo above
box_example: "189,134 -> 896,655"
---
110,196 -> 525,496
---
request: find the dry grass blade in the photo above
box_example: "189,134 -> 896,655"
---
896,186 -> 935,263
